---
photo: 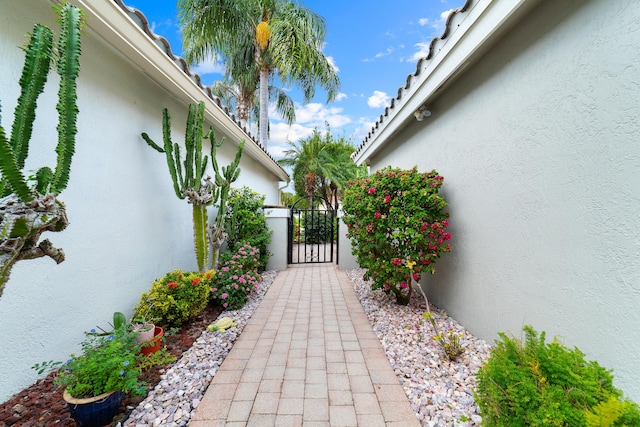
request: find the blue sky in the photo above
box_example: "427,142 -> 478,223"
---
122,0 -> 460,158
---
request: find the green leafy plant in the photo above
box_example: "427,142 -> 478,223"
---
141,101 -> 244,272
475,326 -> 640,427
211,243 -> 261,310
342,166 -> 451,305
133,269 -> 215,327
48,316 -> 173,399
0,2 -> 83,295
224,186 -> 272,270
302,210 -> 335,244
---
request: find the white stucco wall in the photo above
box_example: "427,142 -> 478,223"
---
0,0 -> 284,401
366,0 -> 640,400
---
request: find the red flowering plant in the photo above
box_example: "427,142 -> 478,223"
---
342,166 -> 451,305
133,268 -> 215,326
211,243 -> 261,310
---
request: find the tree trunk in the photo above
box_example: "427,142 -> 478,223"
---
259,68 -> 269,148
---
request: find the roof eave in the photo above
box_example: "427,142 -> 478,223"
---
353,0 -> 542,166
60,0 -> 289,182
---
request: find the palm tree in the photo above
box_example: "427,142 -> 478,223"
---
211,74 -> 295,127
279,127 -> 360,210
179,0 -> 340,149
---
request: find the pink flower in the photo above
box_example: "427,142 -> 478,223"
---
234,284 -> 239,289
222,267 -> 229,272
401,281 -> 408,289
223,303 -> 228,308
211,288 -> 218,292
221,293 -> 228,299
368,187 -> 376,194
442,220 -> 449,227
384,195 -> 391,203
374,211 -> 381,219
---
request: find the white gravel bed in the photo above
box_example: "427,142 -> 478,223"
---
121,271 -> 277,427
121,268 -> 491,426
345,268 -> 492,427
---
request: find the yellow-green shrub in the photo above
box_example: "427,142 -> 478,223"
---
475,326 -> 640,426
134,269 -> 214,327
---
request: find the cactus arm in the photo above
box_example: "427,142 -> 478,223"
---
172,143 -> 185,198
10,24 -> 53,170
210,140 -> 244,269
0,125 -> 32,202
162,109 -> 185,200
184,104 -> 196,190
194,103 -> 206,188
193,204 -> 208,272
35,167 -> 53,194
51,3 -> 83,194
140,133 -> 165,153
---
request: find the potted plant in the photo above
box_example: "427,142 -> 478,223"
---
54,323 -> 146,427
131,316 -> 155,343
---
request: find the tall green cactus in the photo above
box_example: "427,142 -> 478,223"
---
210,139 -> 244,269
142,101 -> 244,272
0,3 -> 83,296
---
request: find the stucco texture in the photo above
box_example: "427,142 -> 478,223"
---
0,0 -> 281,401
367,0 -> 640,400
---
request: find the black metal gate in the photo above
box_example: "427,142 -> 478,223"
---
288,195 -> 337,264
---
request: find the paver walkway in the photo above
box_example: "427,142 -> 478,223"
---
190,264 -> 419,427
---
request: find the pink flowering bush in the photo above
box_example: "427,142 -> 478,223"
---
342,166 -> 451,305
210,243 -> 261,310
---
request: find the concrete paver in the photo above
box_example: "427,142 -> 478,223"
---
191,264 -> 419,426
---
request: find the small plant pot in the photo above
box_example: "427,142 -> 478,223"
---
134,323 -> 155,343
63,389 -> 124,427
140,326 -> 164,355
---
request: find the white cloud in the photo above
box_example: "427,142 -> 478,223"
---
418,18 -> 430,26
293,103 -> 351,127
335,92 -> 348,101
363,47 -> 395,62
268,123 -> 316,157
351,118 -> 377,141
326,56 -> 340,73
368,91 -> 390,108
190,56 -> 225,75
265,101 -> 353,158
436,9 -> 456,31
410,42 -> 431,62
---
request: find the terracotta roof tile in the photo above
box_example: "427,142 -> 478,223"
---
114,0 -> 286,172
354,0 -> 473,159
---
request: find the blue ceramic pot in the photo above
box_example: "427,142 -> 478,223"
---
63,389 -> 124,427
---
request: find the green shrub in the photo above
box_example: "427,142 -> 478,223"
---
342,166 -> 451,305
224,186 -> 272,270
476,326 -> 640,427
302,211 -> 335,243
211,243 -> 261,310
134,269 -> 214,327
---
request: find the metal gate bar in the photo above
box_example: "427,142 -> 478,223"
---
288,195 -> 336,265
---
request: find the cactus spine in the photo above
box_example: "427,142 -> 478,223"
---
0,3 -> 83,296
142,101 -> 244,272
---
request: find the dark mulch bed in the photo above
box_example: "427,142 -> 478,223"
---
0,304 -> 223,427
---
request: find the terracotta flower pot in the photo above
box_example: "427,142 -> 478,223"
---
140,326 -> 164,355
63,389 -> 124,427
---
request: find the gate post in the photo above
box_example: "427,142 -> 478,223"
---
264,208 -> 290,271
